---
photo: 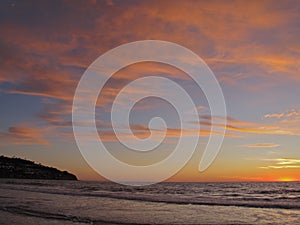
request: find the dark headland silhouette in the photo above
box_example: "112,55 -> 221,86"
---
0,155 -> 77,180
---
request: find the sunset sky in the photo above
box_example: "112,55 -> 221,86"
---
0,0 -> 300,182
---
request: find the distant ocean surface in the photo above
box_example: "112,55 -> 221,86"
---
0,179 -> 299,224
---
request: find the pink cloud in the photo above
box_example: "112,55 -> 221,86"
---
0,125 -> 49,146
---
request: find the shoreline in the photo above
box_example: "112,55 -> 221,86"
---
1,180 -> 299,225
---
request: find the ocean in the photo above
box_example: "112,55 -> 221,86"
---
0,179 -> 299,224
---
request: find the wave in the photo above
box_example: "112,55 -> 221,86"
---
250,189 -> 300,195
2,206 -> 242,225
1,186 -> 299,210
1,206 -> 136,225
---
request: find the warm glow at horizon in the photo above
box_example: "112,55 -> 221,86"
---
277,177 -> 298,182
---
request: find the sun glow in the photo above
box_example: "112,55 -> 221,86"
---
278,177 -> 296,182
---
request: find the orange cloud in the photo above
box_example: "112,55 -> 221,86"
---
264,113 -> 285,119
95,121 -> 236,143
1,0 -> 299,144
260,158 -> 300,169
98,113 -> 298,145
196,115 -> 298,136
243,143 -> 280,148
0,125 -> 49,145
264,109 -> 300,119
1,0 -> 299,101
263,109 -> 300,135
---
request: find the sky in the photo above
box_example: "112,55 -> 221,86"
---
0,0 -> 300,182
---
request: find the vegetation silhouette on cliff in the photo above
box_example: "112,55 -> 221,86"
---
0,155 -> 77,180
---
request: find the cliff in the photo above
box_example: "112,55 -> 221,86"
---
0,155 -> 77,180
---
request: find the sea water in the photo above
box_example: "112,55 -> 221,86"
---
0,179 -> 299,224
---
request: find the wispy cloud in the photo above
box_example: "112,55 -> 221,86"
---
194,115 -> 298,136
260,158 -> 300,169
264,113 -> 285,119
0,125 -> 49,145
243,143 -> 280,148
264,109 -> 300,119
